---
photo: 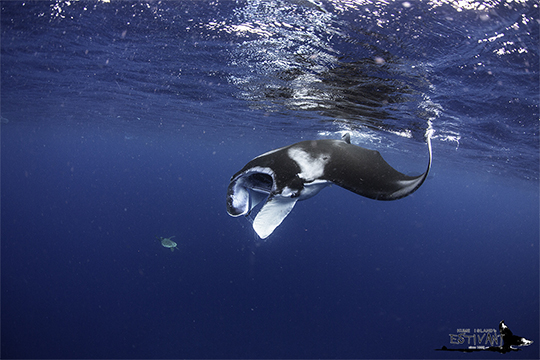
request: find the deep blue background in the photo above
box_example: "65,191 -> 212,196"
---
2,124 -> 538,359
1,1 -> 538,359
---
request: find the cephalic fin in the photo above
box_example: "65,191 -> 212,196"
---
252,196 -> 298,239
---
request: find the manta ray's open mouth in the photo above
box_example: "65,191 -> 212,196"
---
226,167 -> 276,218
245,172 -> 273,193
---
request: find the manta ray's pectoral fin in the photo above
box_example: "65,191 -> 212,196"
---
252,195 -> 298,239
327,130 -> 433,200
389,131 -> 433,199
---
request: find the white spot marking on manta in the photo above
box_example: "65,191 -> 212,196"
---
287,147 -> 330,181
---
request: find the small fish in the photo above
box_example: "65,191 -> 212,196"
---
157,236 -> 178,252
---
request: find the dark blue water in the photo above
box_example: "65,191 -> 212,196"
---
1,1 -> 538,359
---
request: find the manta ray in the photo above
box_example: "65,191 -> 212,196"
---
227,132 -> 433,239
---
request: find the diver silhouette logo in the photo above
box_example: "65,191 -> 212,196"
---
436,320 -> 534,354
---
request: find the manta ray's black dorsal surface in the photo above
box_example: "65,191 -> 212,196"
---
227,132 -> 433,239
